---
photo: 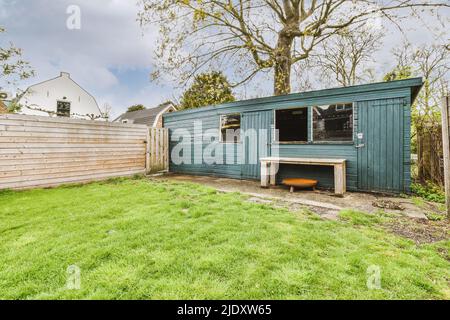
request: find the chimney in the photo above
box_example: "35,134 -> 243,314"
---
60,72 -> 70,78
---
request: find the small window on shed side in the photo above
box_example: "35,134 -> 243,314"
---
220,114 -> 241,143
313,103 -> 353,142
275,107 -> 308,142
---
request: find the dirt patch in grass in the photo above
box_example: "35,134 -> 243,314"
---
372,199 -> 405,211
384,217 -> 450,244
437,247 -> 450,262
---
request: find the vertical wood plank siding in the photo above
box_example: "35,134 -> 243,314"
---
146,127 -> 169,173
356,98 -> 407,192
0,114 -> 148,190
164,78 -> 422,193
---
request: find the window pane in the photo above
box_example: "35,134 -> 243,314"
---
275,108 -> 308,142
221,114 -> 241,143
313,104 -> 353,142
57,101 -> 71,117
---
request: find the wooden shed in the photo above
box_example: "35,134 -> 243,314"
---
163,78 -> 423,194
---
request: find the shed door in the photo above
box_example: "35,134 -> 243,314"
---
241,110 -> 273,180
357,99 -> 405,193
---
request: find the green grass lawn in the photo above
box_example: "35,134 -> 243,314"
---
0,177 -> 448,300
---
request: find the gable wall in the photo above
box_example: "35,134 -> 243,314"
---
17,75 -> 101,120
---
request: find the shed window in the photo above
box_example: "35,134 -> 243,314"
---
57,101 -> 71,117
220,114 -> 241,143
275,107 -> 308,142
313,103 -> 353,142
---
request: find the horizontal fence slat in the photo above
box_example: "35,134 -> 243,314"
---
0,163 -> 145,181
0,137 -> 144,144
0,158 -> 145,173
0,143 -> 146,149
0,152 -> 145,162
0,166 -> 146,185
0,130 -> 146,140
0,125 -> 147,137
0,147 -> 145,155
0,114 -> 148,130
1,169 -> 146,190
0,156 -> 144,167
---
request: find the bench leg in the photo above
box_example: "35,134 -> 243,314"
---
290,186 -> 294,193
269,162 -> 278,186
334,164 -> 346,196
261,161 -> 270,188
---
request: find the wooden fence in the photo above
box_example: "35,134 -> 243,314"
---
417,124 -> 445,186
0,114 -> 169,190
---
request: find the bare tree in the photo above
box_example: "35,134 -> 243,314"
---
138,0 -> 449,95
100,103 -> 113,121
0,26 -> 34,90
388,42 -> 449,132
388,42 -> 449,184
311,27 -> 383,87
409,44 -> 449,129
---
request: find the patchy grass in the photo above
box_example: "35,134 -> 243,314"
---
339,210 -> 387,226
0,178 -> 449,300
383,215 -> 450,245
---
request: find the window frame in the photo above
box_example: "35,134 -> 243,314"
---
219,113 -> 241,144
56,100 -> 71,118
311,102 -> 355,144
273,106 -> 309,144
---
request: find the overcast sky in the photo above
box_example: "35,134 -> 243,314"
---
0,0 -> 448,118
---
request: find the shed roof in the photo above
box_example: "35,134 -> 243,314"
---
164,77 -> 423,118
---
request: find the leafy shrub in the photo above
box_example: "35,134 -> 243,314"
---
411,182 -> 446,204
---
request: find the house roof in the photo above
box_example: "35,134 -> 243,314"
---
114,102 -> 176,126
0,100 -> 8,114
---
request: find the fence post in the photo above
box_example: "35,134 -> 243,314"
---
442,97 -> 450,219
146,127 -> 151,174
165,128 -> 170,172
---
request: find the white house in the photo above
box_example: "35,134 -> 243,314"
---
17,72 -> 102,120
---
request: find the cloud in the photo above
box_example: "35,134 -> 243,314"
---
0,0 -> 163,116
0,0 -> 448,117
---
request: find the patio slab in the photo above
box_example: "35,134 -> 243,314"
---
150,173 -> 429,219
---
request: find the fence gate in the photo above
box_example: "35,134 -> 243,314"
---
146,127 -> 169,174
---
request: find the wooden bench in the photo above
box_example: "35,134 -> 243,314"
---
260,157 -> 347,196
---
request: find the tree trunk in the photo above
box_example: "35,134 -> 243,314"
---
274,33 -> 293,96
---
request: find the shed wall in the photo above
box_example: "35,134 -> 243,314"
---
164,81 -> 417,193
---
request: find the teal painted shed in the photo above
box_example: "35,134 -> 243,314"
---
163,78 -> 423,194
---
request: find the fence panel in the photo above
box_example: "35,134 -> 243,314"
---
0,114 -> 148,190
417,124 -> 444,186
